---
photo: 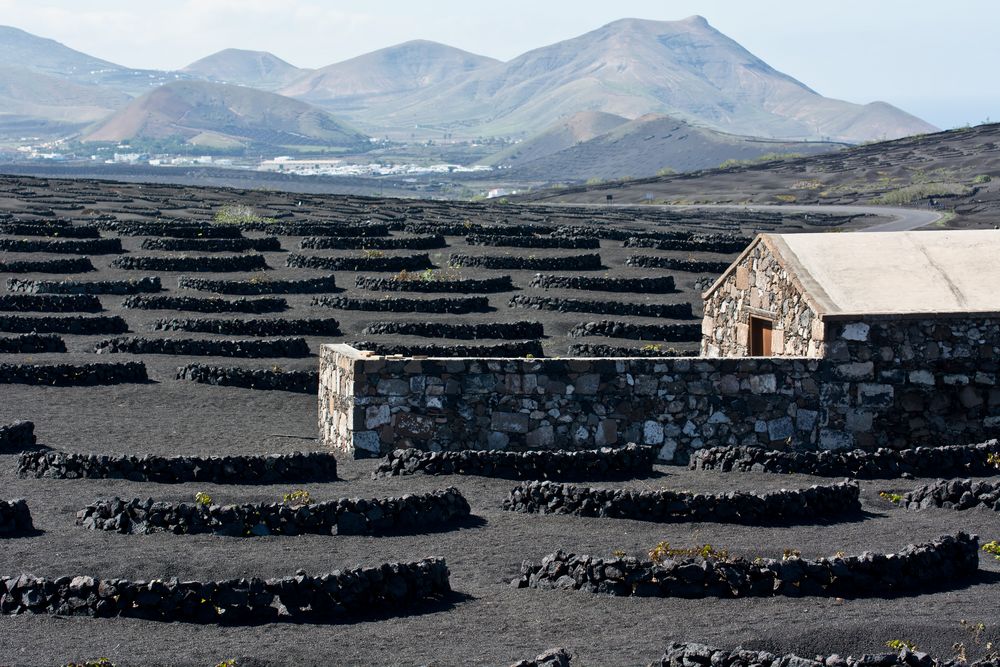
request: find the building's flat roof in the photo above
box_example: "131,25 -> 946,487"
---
763,230 -> 1000,318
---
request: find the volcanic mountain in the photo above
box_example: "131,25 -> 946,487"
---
82,80 -> 368,151
182,49 -> 308,92
493,112 -> 847,182
332,16 -> 935,143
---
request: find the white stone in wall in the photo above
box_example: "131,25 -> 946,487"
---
841,322 -> 871,341
643,420 -> 664,445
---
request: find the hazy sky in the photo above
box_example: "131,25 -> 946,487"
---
1,0 -> 996,129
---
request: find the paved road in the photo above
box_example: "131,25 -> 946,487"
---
534,202 -> 943,232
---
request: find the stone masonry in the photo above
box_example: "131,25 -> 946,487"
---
320,322 -> 1000,461
701,235 -> 822,357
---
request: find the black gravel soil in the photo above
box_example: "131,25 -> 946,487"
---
0,176 -> 990,667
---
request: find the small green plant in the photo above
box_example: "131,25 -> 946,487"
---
983,540 -> 1000,562
954,619 -> 997,662
782,548 -> 801,560
987,452 -> 1000,469
972,174 -> 992,184
886,639 -> 918,652
879,491 -> 904,504
649,542 -> 731,563
215,659 -> 238,667
63,660 -> 116,667
194,492 -> 213,507
283,489 -> 312,506
640,343 -> 663,352
361,249 -> 385,259
611,549 -> 627,559
214,204 -> 275,225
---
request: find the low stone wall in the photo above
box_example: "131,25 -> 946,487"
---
623,236 -> 747,253
176,364 -> 319,393
178,275 -> 338,294
78,487 -> 470,536
0,333 -> 66,353
153,316 -> 340,336
649,642 -> 999,667
140,237 -> 281,252
111,254 -> 269,272
0,421 -> 35,450
355,275 -> 513,293
0,222 -> 99,238
691,441 -> 1000,478
362,320 -> 543,340
286,253 -> 432,272
122,294 -> 288,313
314,295 -> 490,314
253,222 -> 390,236
625,255 -> 730,273
565,343 -> 686,358
448,253 -> 603,271
110,222 -> 243,238
351,340 -> 545,358
0,294 -> 103,312
0,500 -> 33,535
0,238 -> 122,254
503,480 -> 860,524
405,221 -> 545,236
514,532 -> 978,598
0,559 -> 450,622
529,275 -> 675,293
372,444 -> 658,479
568,321 -> 701,342
510,296 -> 693,320
301,235 -> 445,250
0,257 -> 95,273
467,235 -> 599,249
7,276 -> 161,295
0,362 -> 147,385
901,478 -> 1000,511
96,336 -> 310,358
0,314 -> 128,335
18,451 -> 338,484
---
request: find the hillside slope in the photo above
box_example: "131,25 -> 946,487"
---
281,40 -> 499,107
525,122 -> 1000,226
481,111 -> 630,166
182,49 -> 308,92
497,114 -> 846,182
82,81 -> 368,151
352,16 -> 934,142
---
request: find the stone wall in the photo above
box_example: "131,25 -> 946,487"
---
502,480 -> 861,524
78,488 -> 470,536
514,532 -> 978,598
321,328 -> 1000,459
702,237 -> 822,358
0,559 -> 450,622
321,344 -> 824,461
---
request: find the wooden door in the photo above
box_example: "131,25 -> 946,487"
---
750,317 -> 773,356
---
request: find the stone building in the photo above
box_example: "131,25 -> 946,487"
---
701,230 -> 1000,358
320,231 -> 1000,461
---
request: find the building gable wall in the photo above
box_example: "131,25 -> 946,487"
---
701,239 -> 823,358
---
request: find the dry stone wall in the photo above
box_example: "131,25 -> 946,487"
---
321,345 -> 825,461
0,559 -> 450,623
323,320 -> 1000,458
514,532 -> 978,598
78,487 -> 470,536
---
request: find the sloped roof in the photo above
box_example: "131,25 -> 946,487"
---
706,230 -> 1000,319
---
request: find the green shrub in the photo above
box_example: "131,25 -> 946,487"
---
283,489 -> 312,506
194,492 -> 213,507
214,204 -> 275,225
